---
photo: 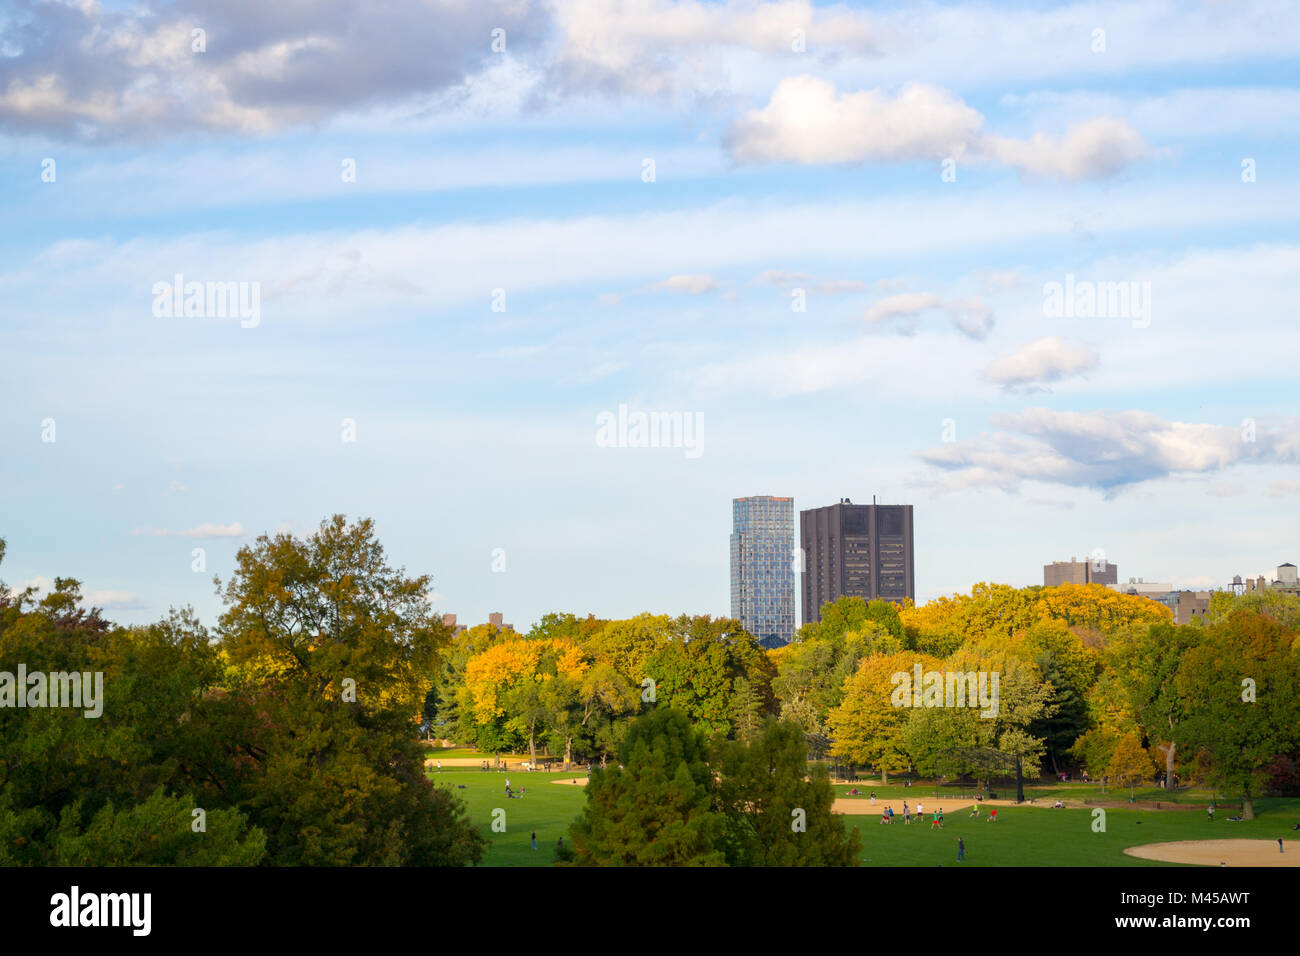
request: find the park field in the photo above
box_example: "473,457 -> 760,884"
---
428,765 -> 1300,867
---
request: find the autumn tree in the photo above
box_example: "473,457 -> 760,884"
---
829,651 -> 943,782
1107,731 -> 1157,799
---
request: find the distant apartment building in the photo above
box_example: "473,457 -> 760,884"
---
1241,562 -> 1300,598
1043,557 -> 1118,587
1157,590 -> 1211,626
800,499 -> 914,625
441,612 -> 512,634
730,496 -> 796,648
1111,577 -> 1173,598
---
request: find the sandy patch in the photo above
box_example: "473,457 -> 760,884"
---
551,778 -> 589,786
1123,839 -> 1300,866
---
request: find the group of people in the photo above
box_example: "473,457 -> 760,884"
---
504,779 -> 526,799
876,800 -> 950,828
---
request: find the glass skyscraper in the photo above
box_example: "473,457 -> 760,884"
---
730,496 -> 796,647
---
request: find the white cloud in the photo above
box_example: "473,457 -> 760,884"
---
84,589 -> 146,611
917,409 -> 1300,495
132,522 -> 246,538
1267,481 -> 1300,498
985,335 -> 1099,390
867,292 -> 994,340
726,77 -> 984,165
652,274 -> 718,294
549,0 -> 876,97
725,76 -> 1149,179
866,292 -> 945,323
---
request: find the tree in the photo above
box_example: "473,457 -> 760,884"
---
730,677 -> 764,742
712,719 -> 860,866
829,651 -> 943,782
463,637 -> 588,764
213,516 -> 485,864
1110,621 -> 1201,793
216,514 -> 448,717
1107,731 -> 1156,800
568,708 -> 725,866
1175,610 -> 1300,819
645,615 -> 773,738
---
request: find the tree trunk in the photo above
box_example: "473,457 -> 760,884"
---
1243,791 -> 1255,820
1014,755 -> 1025,804
1155,740 -> 1177,793
529,718 -> 537,766
881,766 -> 889,785
565,735 -> 572,768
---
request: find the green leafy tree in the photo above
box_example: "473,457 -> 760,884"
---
568,707 -> 725,866
1176,610 -> 1300,819
712,719 -> 860,866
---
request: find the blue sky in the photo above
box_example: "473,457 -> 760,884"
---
2,0 -> 1299,630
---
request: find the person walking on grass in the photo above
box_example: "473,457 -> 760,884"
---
903,801 -> 910,825
531,830 -> 537,850
988,808 -> 997,823
957,837 -> 965,863
1208,802 -> 1215,822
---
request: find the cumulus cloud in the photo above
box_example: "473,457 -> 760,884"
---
1267,480 -> 1300,498
917,409 -> 1300,495
132,522 -> 246,538
984,336 -> 1099,390
725,76 -> 1150,179
867,292 -> 994,340
0,0 -> 547,139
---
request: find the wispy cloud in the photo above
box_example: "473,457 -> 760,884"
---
132,522 -> 246,539
985,336 -> 1098,391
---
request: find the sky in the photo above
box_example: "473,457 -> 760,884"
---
2,0 -> 1299,631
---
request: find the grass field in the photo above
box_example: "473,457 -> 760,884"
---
429,768 -> 589,866
427,766 -> 1300,866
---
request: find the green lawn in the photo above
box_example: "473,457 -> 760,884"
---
429,766 -> 1300,866
429,768 -> 589,866
853,798 -> 1300,866
833,780 -> 1227,807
